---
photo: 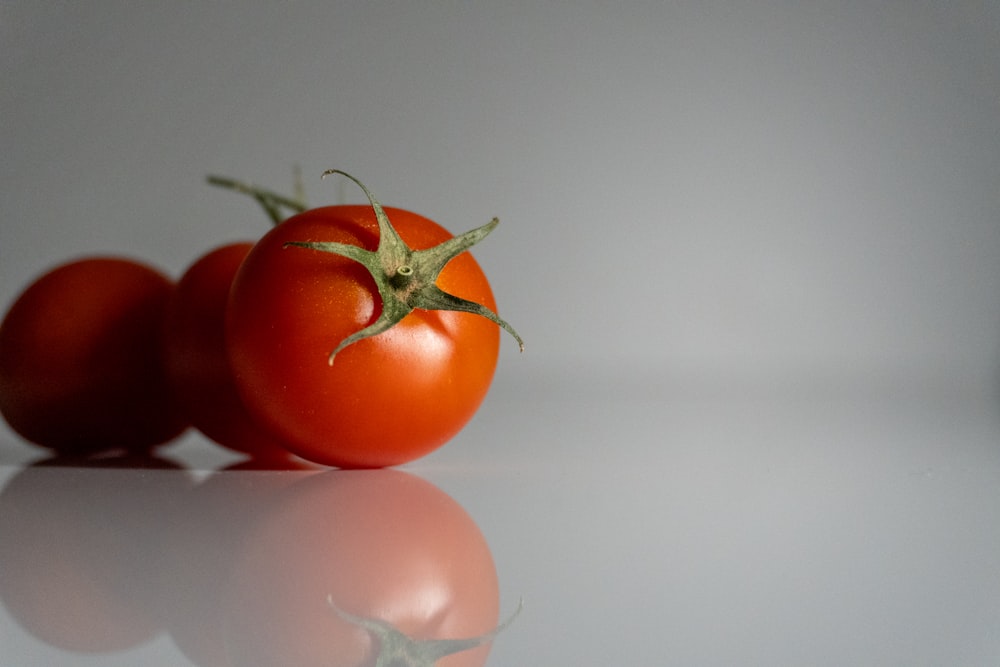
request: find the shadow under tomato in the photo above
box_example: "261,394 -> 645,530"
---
0,452 -> 194,653
224,451 -> 325,471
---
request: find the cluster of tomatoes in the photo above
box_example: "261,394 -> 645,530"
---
0,171 -> 520,468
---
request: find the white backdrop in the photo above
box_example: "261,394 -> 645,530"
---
2,1 -> 999,384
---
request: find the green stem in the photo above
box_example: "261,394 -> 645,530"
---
208,168 -> 525,364
287,170 -> 524,363
206,174 -> 308,225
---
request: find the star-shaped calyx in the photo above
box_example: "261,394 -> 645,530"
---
328,595 -> 523,666
284,170 -> 524,364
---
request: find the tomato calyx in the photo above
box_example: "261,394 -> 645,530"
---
327,595 -> 523,666
285,169 -> 525,364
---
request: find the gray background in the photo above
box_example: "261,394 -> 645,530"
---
3,1 -> 999,386
3,3 -> 1000,666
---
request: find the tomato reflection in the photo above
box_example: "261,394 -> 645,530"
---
217,469 -> 503,667
0,453 -> 193,652
0,456 -> 513,666
163,456 -> 319,666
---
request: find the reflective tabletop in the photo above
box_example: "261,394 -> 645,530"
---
3,368 -> 1000,665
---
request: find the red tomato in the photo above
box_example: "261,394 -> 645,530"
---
163,242 -> 292,460
226,205 -> 503,468
220,469 -> 504,667
0,257 -> 188,454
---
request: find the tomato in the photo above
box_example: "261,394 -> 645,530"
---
0,257 -> 188,454
225,172 -> 520,468
219,469 -> 510,667
163,242 -> 292,461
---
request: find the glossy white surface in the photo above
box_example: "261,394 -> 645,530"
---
3,369 -> 1000,665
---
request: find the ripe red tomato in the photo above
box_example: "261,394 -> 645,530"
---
0,257 -> 188,454
163,242 -> 292,461
219,469 -> 505,667
226,204 -> 504,467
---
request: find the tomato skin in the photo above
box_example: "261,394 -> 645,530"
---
163,242 -> 292,460
221,469 -> 500,667
226,205 -> 501,468
0,257 -> 188,454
